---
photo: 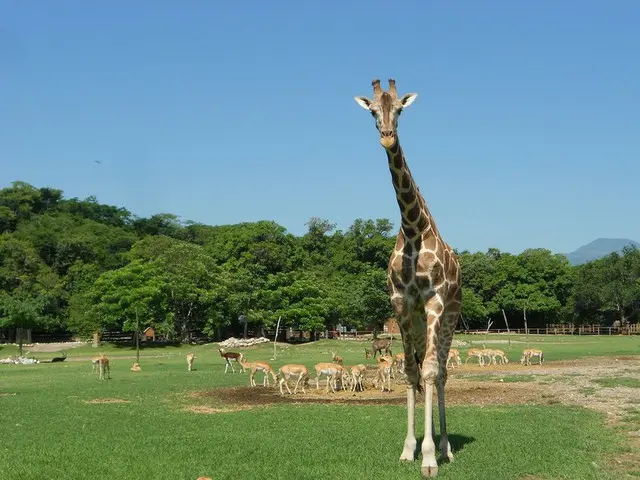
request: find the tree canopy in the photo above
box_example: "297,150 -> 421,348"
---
1,181 -> 638,341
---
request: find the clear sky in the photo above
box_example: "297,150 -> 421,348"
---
1,1 -> 639,254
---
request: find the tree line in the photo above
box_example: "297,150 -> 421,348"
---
0,181 -> 638,342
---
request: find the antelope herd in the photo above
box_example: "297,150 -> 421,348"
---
87,344 -> 544,390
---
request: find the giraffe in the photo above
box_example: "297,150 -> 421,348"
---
354,79 -> 462,477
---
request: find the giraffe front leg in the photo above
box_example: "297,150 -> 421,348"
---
400,385 -> 417,461
421,357 -> 439,477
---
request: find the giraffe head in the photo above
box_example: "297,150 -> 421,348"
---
354,79 -> 418,149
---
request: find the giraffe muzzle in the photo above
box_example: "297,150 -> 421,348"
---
380,133 -> 396,149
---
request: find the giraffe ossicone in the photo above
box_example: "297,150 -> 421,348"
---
354,79 -> 462,478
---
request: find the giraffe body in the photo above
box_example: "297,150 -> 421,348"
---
355,79 -> 462,478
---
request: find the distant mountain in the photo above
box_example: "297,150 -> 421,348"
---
564,238 -> 640,265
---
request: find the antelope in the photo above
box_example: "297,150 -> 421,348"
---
186,353 -> 196,371
446,349 -> 462,369
330,350 -> 344,365
373,356 -> 393,392
378,353 -> 396,379
486,349 -> 509,365
521,348 -> 544,366
314,362 -> 346,393
91,356 -> 101,374
364,348 -> 373,359
350,364 -> 367,392
98,355 -> 110,380
130,362 -> 141,372
218,348 -> 245,373
239,358 -> 277,387
371,338 -> 392,358
465,348 -> 487,366
395,352 -> 406,374
277,364 -> 310,395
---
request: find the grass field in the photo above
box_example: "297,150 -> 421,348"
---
1,335 -> 639,480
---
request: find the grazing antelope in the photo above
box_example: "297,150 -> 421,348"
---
277,364 -> 310,395
465,348 -> 487,366
218,348 -> 245,373
186,353 -> 195,371
486,349 -> 509,365
371,338 -> 392,358
239,358 -> 277,387
350,364 -> 367,392
330,350 -> 344,365
314,362 -> 345,393
364,348 -> 373,359
373,356 -> 393,392
130,362 -> 141,372
395,352 -> 406,374
446,349 -> 462,369
98,355 -> 110,380
521,349 -> 544,366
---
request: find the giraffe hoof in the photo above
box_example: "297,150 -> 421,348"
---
421,465 -> 439,477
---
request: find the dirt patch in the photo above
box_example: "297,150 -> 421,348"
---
193,377 -> 548,408
82,398 -> 131,404
23,342 -> 87,353
184,405 -> 254,414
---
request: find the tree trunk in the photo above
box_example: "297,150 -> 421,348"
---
501,309 -> 511,346
17,327 -> 23,357
523,308 -> 529,344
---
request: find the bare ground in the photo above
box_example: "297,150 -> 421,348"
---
82,398 -> 131,404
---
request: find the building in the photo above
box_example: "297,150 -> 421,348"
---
142,327 -> 156,342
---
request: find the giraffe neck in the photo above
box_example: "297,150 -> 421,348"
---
385,137 -> 437,238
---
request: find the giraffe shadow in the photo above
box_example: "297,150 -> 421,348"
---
415,434 -> 475,460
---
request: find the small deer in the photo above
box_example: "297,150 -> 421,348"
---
277,364 -> 310,395
314,362 -> 346,393
130,362 -> 141,372
394,352 -> 406,374
371,338 -> 392,358
377,353 -> 396,379
240,358 -> 277,387
91,356 -> 101,374
446,349 -> 462,369
465,348 -> 487,366
186,353 -> 196,371
330,350 -> 343,365
218,347 -> 245,373
350,364 -> 367,392
364,347 -> 373,359
373,356 -> 393,392
98,355 -> 110,380
486,349 -> 509,365
521,348 -> 544,366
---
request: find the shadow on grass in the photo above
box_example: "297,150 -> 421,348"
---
415,433 -> 475,459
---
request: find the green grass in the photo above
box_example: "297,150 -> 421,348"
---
1,339 -> 637,480
456,332 -> 640,363
592,377 -> 640,389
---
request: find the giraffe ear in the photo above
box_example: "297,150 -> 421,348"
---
354,96 -> 373,110
400,93 -> 418,108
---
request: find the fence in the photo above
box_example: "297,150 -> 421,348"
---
460,323 -> 640,336
328,323 -> 639,339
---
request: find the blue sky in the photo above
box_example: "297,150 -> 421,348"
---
1,1 -> 639,254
